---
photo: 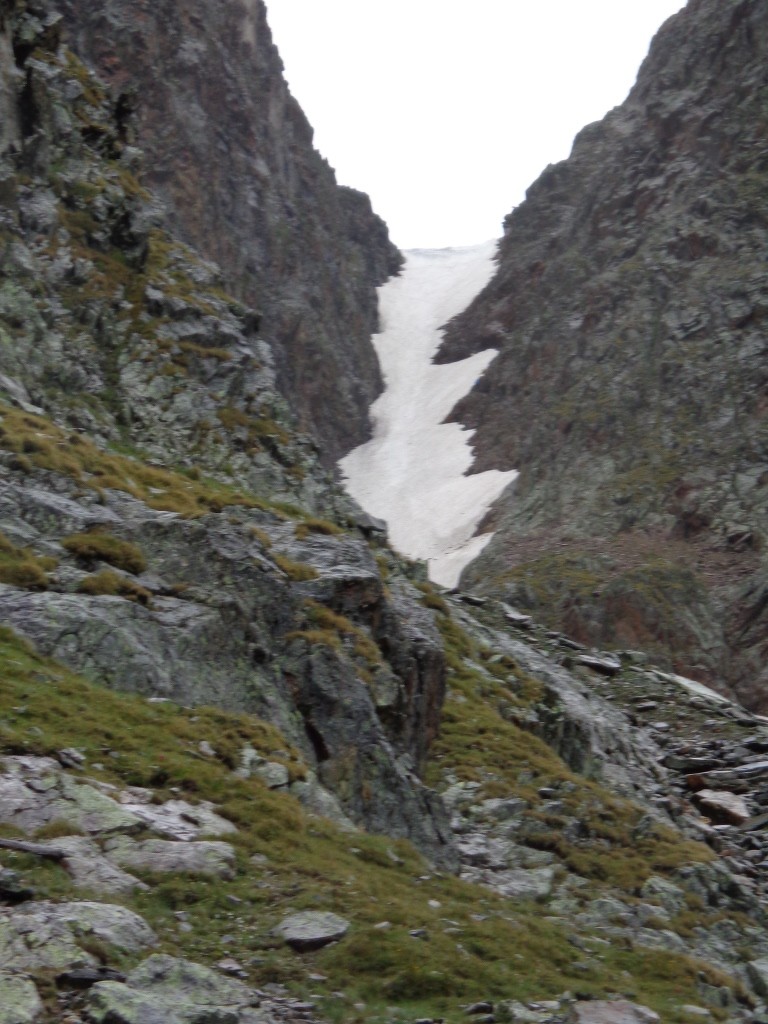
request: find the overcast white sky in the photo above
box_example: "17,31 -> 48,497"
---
264,1 -> 687,249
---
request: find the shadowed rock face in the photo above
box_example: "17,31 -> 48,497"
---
58,0 -> 402,464
436,0 -> 768,705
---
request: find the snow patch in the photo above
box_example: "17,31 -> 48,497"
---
340,241 -> 517,588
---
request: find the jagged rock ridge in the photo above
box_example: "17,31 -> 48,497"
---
438,0 -> 768,708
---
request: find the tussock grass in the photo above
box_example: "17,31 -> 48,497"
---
77,569 -> 152,604
0,404 -> 283,518
0,531 -> 55,590
426,608 -> 714,893
62,531 -> 147,575
0,625 -> 740,1023
294,517 -> 343,540
305,601 -> 381,664
273,553 -> 319,582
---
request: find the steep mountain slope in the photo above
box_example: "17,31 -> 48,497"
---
5,1 -> 768,1022
0,0 -> 452,863
438,0 -> 768,708
57,0 -> 402,463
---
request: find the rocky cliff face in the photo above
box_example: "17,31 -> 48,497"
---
6,0 -> 768,1021
57,0 -> 402,464
0,0 -> 452,866
439,0 -> 768,708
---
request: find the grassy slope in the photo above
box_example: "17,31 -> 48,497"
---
0,623 -> 747,1024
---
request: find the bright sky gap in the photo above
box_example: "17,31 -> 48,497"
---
264,0 -> 687,248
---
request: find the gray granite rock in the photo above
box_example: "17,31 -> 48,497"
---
694,789 -> 751,825
568,1001 -> 660,1023
105,837 -> 236,879
0,972 -> 43,1024
747,958 -> 768,997
50,836 -> 146,894
0,756 -> 144,835
274,911 -> 350,951
87,954 -> 264,1024
117,798 -> 238,841
0,901 -> 155,971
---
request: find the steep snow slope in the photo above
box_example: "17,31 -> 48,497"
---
340,242 -> 517,586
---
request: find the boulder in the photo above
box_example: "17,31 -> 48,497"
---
0,901 -> 155,972
0,972 -> 43,1024
117,798 -> 237,841
694,789 -> 751,826
0,756 -> 144,835
491,867 -> 555,901
575,654 -> 622,677
569,1001 -> 660,1023
87,954 -> 261,1024
274,911 -> 350,951
250,762 -> 290,790
105,837 -> 236,879
51,836 -> 146,895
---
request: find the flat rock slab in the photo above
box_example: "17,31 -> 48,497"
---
118,798 -> 238,841
694,789 -> 751,825
49,836 -> 146,895
492,867 -> 555,901
0,972 -> 44,1024
569,1000 -> 660,1023
105,837 -> 236,879
575,654 -> 622,676
0,756 -> 144,835
0,901 -> 155,972
274,911 -> 350,951
87,954 -> 264,1024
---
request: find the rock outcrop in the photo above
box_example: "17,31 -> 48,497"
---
57,0 -> 402,463
0,0 -> 452,867
437,0 -> 768,708
6,0 -> 768,1021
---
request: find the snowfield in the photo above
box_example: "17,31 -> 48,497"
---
340,241 -> 517,588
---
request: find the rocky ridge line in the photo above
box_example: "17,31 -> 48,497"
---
436,0 -> 768,709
